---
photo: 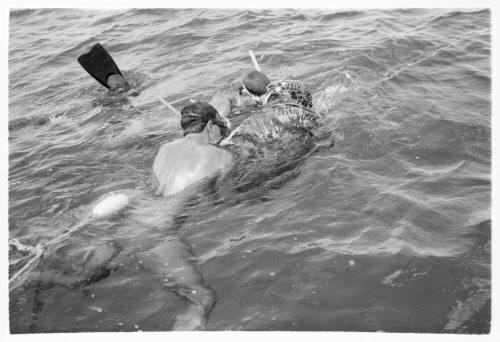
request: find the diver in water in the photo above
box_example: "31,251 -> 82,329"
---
10,96 -> 234,329
239,70 -> 270,97
230,69 -> 313,111
221,68 -> 317,146
77,43 -> 131,92
142,94 -> 233,330
153,95 -> 232,196
230,70 -> 271,109
217,67 -> 335,195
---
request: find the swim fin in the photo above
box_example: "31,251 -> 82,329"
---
77,43 -> 126,89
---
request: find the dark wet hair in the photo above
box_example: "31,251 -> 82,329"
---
240,71 -> 270,96
180,102 -> 230,137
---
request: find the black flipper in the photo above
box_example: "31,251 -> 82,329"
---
77,43 -> 125,89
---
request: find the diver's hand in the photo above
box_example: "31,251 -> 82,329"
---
209,93 -> 232,117
233,93 -> 262,108
209,93 -> 232,128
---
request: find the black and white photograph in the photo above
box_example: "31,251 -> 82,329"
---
5,0 -> 494,337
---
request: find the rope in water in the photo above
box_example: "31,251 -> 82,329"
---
9,193 -> 129,292
9,217 -> 93,291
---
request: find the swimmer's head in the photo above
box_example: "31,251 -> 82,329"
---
181,102 -> 231,142
107,74 -> 130,91
239,71 -> 270,97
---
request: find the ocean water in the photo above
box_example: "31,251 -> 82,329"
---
8,8 -> 491,333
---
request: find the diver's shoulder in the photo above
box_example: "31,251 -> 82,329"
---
159,137 -> 194,151
202,145 -> 232,164
203,144 -> 231,156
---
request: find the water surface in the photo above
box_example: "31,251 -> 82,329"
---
9,8 -> 490,333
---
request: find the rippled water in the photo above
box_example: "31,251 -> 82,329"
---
8,8 -> 490,333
